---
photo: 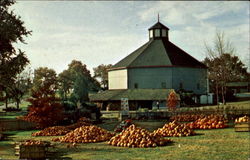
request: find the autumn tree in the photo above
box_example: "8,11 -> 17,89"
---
167,90 -> 178,112
93,64 -> 112,89
22,67 -> 63,128
0,0 -> 31,108
204,31 -> 248,104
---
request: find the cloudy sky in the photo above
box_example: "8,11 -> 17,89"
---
12,1 -> 249,74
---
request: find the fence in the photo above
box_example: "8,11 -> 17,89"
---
0,119 -> 35,131
101,108 -> 250,121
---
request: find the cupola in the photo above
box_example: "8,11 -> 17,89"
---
148,20 -> 169,40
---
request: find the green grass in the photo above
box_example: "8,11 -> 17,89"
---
0,121 -> 249,160
0,101 -> 30,119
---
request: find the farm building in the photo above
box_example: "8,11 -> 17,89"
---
90,20 -> 208,110
226,81 -> 250,93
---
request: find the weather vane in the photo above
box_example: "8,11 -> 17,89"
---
158,13 -> 160,22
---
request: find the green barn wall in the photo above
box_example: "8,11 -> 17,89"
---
172,67 -> 207,94
128,68 -> 173,89
127,67 -> 207,95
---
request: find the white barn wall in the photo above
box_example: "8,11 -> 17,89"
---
108,69 -> 128,89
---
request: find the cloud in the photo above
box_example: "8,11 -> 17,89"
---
11,1 -> 250,74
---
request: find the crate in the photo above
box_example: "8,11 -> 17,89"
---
15,142 -> 50,159
234,122 -> 250,132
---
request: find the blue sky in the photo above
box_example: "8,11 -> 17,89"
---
12,1 -> 249,74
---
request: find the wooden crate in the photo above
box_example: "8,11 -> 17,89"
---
234,122 -> 250,132
15,142 -> 50,159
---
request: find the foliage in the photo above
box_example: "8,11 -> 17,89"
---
204,31 -> 249,104
167,89 -> 178,111
178,90 -> 195,106
0,0 -> 31,107
58,69 -> 73,101
93,64 -> 112,89
70,73 -> 89,104
67,60 -> 100,91
22,67 -> 63,128
58,60 -> 101,108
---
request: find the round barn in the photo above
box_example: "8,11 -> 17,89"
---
90,20 -> 208,110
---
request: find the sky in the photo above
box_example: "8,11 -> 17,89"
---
12,1 -> 250,75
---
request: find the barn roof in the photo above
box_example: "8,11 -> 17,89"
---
89,89 -> 180,101
148,22 -> 169,30
111,21 -> 207,70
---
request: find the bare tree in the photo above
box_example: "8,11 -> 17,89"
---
204,31 -> 248,104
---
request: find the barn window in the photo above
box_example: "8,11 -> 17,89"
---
149,30 -> 153,38
162,29 -> 167,37
161,82 -> 166,88
179,83 -> 183,89
197,83 -> 200,90
155,29 -> 160,37
134,83 -> 138,89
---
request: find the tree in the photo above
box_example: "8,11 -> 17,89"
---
21,67 -> 63,128
10,68 -> 33,109
0,0 -> 31,108
32,67 -> 58,92
167,89 -> 178,112
70,73 -> 89,104
67,60 -> 100,91
58,60 -> 101,106
58,69 -> 73,101
204,31 -> 248,104
93,64 -> 112,90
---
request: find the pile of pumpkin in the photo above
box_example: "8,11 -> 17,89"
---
170,114 -> 205,122
52,125 -> 115,143
153,121 -> 195,137
187,115 -> 228,129
32,117 -> 91,136
114,119 -> 133,132
18,140 -> 50,146
32,126 -> 71,136
235,116 -> 250,123
108,124 -> 172,148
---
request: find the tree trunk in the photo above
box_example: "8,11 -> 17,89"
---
221,85 -> 225,105
216,82 -> 219,105
5,96 -> 8,109
16,99 -> 20,109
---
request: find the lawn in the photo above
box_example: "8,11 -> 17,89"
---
0,120 -> 249,160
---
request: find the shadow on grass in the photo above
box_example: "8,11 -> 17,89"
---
194,133 -> 205,136
1,132 -> 17,141
47,150 -> 73,160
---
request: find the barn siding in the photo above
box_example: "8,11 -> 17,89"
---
172,67 -> 207,94
128,68 -> 173,89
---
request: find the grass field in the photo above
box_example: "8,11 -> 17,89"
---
0,121 -> 249,160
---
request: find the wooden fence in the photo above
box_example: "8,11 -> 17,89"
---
0,119 -> 35,131
101,108 -> 250,120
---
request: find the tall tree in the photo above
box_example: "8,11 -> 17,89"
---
68,60 -> 100,91
58,69 -> 73,101
58,60 -> 101,106
204,31 -> 248,104
0,0 -> 31,107
93,64 -> 112,90
70,73 -> 89,104
32,67 -> 58,92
